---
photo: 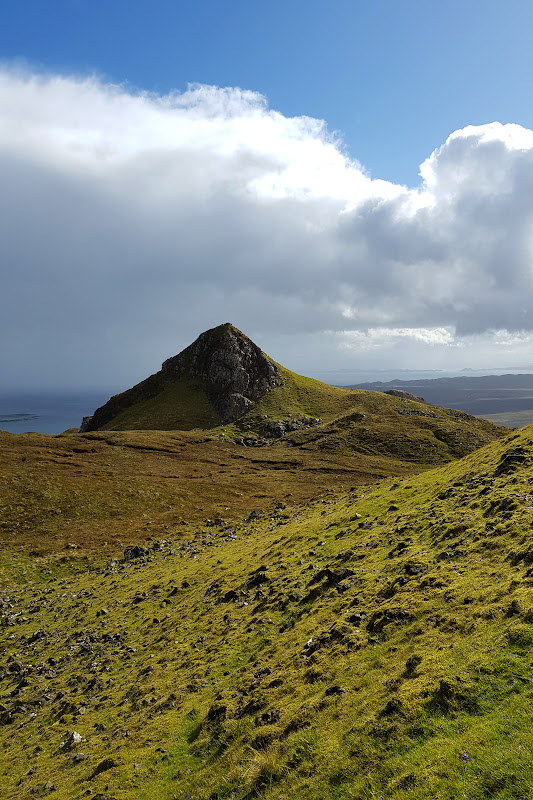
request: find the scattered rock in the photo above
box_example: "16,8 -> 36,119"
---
404,562 -> 428,576
59,731 -> 82,751
325,685 -> 346,696
122,546 -> 148,562
90,758 -> 117,779
206,704 -> 227,727
255,709 -> 280,726
404,655 -> 422,677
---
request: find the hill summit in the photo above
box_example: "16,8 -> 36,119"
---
83,323 -> 284,430
161,323 -> 284,421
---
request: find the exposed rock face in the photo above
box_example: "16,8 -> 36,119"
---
79,415 -> 93,432
161,323 -> 283,422
82,323 -> 284,430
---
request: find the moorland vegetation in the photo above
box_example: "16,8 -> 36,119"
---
1,325 -> 530,800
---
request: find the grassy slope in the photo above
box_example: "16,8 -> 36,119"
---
0,392 -> 504,576
95,364 -> 504,467
2,425 -> 533,798
94,365 -> 360,432
99,379 -> 222,431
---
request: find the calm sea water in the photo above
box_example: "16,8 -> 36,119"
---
0,391 -> 116,435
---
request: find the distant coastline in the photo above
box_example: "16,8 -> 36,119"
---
0,391 -> 113,434
0,413 -> 39,422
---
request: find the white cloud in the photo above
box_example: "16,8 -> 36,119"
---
2,69 -> 533,388
338,328 -> 455,350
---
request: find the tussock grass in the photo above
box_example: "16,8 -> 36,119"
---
0,410 -> 533,800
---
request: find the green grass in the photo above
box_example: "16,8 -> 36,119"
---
99,379 -> 222,431
2,423 -> 533,798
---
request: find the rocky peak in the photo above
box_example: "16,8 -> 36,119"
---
161,323 -> 284,422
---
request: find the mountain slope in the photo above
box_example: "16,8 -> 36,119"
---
0,391 -> 505,572
84,323 -> 285,431
3,425 -> 533,798
80,324 -> 506,473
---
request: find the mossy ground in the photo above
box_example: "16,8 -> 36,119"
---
2,422 -> 533,798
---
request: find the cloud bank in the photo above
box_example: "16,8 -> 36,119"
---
1,69 -> 533,388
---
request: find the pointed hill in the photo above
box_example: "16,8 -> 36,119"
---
82,324 -> 506,467
82,322 -> 358,432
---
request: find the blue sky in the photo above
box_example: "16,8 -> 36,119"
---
2,1 -> 533,389
3,0 -> 533,186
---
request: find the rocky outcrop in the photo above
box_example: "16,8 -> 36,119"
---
82,324 -> 284,430
161,323 -> 284,422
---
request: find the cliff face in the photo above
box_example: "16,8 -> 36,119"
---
161,323 -> 283,422
83,323 -> 284,430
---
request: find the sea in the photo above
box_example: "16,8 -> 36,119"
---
0,391 -> 116,435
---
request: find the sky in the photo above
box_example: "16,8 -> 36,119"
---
3,0 -> 533,390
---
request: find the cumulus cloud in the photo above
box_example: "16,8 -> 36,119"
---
1,68 -> 533,388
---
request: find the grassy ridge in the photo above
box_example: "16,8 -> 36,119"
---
2,424 -> 533,798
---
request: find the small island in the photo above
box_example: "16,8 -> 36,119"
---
0,413 -> 39,423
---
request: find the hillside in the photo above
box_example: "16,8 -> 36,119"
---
83,324 -> 506,441
0,391 -> 504,573
0,326 -> 518,800
2,424 -> 533,798
350,373 -> 533,426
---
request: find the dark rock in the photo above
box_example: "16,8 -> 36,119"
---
90,758 -> 118,779
30,629 -> 48,643
308,567 -> 354,586
243,572 -> 270,590
79,415 -> 93,432
220,589 -> 239,603
253,667 -> 272,681
404,655 -> 422,677
437,488 -> 455,500
346,613 -> 365,625
156,693 -> 177,713
206,704 -> 227,727
59,731 -> 82,751
123,546 -> 148,562
325,685 -> 346,696
404,562 -> 428,576
265,421 -> 286,438
367,608 -> 412,634
255,709 -> 280,726
303,626 -> 348,654
286,592 -> 302,603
